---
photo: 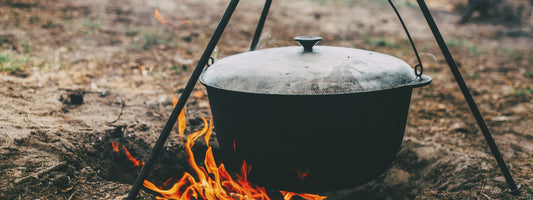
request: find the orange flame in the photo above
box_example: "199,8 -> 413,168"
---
172,95 -> 187,143
111,141 -> 144,167
155,9 -> 192,28
181,20 -> 192,25
193,91 -> 204,98
143,117 -> 266,200
113,111 -> 327,199
142,116 -> 326,200
178,110 -> 186,142
155,9 -> 171,24
281,191 -> 327,200
122,145 -> 144,167
172,95 -> 179,106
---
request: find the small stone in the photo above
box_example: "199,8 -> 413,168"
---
491,115 -> 518,122
493,176 -> 506,183
449,121 -> 469,133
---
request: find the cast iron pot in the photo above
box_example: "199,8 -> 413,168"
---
200,36 -> 431,192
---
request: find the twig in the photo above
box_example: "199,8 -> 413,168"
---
108,96 -> 125,124
15,161 -> 67,183
23,114 -> 47,127
67,190 -> 76,200
480,177 -> 487,193
480,193 -> 491,200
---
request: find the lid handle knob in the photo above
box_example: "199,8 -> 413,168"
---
295,36 -> 322,52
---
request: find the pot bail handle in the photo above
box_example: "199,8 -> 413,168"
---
388,0 -> 424,80
295,36 -> 322,52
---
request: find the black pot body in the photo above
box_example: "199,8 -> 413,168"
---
205,86 -> 413,192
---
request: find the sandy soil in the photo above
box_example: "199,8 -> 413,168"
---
0,0 -> 532,199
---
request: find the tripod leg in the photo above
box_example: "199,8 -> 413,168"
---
250,0 -> 272,51
415,0 -> 520,195
125,0 -> 241,199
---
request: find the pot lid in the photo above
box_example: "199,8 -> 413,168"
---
200,36 -> 418,95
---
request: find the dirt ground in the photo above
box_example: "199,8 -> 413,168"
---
0,0 -> 532,199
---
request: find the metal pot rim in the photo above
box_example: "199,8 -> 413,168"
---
200,74 -> 431,96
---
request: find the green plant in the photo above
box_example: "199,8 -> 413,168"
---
22,42 -> 31,53
365,36 -> 395,48
83,18 -> 102,29
124,29 -> 140,37
525,71 -> 533,79
466,71 -> 481,80
514,88 -> 533,96
82,17 -> 102,35
157,72 -> 167,80
0,51 -> 33,72
467,44 -> 480,56
445,38 -> 465,47
130,42 -> 143,50
29,16 -> 39,24
143,32 -> 160,49
308,0 -> 327,5
302,0 -> 414,7
141,31 -> 179,49
36,62 -> 52,70
445,38 -> 482,56
503,48 -> 514,55
363,0 -> 417,7
172,64 -> 187,72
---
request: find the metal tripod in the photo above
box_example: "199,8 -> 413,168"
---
126,0 -> 520,199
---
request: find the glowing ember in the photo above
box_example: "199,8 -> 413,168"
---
111,141 -> 120,153
296,168 -> 310,185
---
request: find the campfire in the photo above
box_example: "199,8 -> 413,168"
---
122,4 -> 519,199
107,10 -> 326,199
111,96 -> 326,200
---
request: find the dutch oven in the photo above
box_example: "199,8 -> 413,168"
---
200,36 -> 431,192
